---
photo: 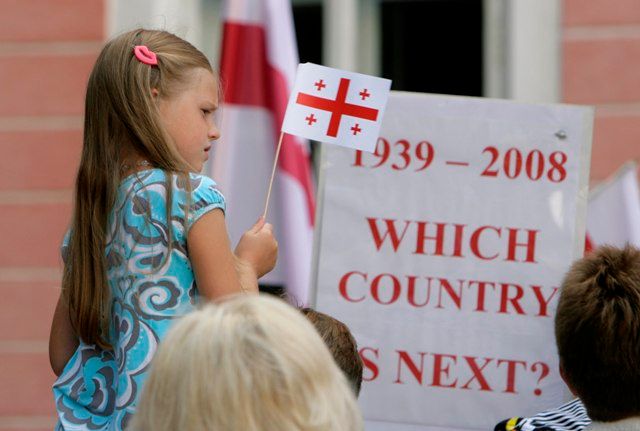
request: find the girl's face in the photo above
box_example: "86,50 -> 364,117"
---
157,68 -> 220,172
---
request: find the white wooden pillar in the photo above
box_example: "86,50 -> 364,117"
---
323,0 -> 358,70
485,0 -> 561,102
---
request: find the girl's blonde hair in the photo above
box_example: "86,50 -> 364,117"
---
64,29 -> 213,349
132,295 -> 364,431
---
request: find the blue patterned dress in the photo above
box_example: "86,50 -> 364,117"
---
53,169 -> 225,430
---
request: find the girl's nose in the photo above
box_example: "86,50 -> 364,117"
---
208,123 -> 220,140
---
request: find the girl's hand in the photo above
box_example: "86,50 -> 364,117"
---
234,217 -> 278,278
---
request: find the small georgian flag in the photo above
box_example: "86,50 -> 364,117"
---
282,63 -> 392,153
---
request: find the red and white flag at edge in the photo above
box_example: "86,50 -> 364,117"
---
210,0 -> 315,305
585,161 -> 640,253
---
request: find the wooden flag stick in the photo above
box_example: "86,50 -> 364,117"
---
263,131 -> 285,219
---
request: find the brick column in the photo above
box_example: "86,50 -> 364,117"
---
0,1 -> 104,429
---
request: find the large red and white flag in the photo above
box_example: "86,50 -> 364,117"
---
586,161 -> 640,251
211,0 -> 315,304
283,63 -> 391,153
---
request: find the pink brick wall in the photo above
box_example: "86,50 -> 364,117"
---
0,1 -> 103,429
563,0 -> 640,182
564,0 -> 640,27
0,55 -> 96,116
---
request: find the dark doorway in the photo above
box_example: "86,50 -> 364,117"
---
381,0 -> 483,96
292,3 -> 323,65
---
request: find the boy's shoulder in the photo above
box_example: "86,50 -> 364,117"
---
494,399 -> 590,431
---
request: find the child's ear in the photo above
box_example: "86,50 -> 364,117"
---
151,88 -> 160,99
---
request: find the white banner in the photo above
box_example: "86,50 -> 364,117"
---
587,161 -> 640,249
312,92 -> 593,430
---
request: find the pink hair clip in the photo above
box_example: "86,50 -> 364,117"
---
133,45 -> 158,66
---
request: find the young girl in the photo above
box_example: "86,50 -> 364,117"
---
48,29 -> 278,430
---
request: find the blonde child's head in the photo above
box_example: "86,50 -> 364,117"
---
132,295 -> 364,431
66,29 -> 220,349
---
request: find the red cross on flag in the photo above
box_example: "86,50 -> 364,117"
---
282,63 -> 391,153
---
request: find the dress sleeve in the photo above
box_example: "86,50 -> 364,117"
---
186,174 -> 226,233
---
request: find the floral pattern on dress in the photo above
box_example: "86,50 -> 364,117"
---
53,169 -> 225,430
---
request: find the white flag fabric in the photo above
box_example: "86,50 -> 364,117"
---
211,0 -> 315,304
586,161 -> 640,249
282,63 -> 391,153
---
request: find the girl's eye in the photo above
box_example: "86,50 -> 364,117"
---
201,109 -> 209,116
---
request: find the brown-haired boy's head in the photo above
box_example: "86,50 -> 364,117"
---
301,308 -> 363,396
555,245 -> 640,422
